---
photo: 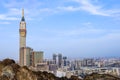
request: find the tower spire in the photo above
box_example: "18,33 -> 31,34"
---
22,8 -> 24,17
21,8 -> 25,21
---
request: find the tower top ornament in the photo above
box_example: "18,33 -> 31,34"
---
22,9 -> 24,17
21,9 -> 25,21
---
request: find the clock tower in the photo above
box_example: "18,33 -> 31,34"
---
19,9 -> 26,66
19,9 -> 26,48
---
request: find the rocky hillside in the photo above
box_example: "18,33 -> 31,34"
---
0,58 -> 81,80
84,73 -> 120,80
0,58 -> 120,80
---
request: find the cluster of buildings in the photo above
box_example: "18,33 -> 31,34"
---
19,9 -> 43,67
42,57 -> 120,78
53,58 -> 120,78
19,9 -> 120,78
32,55 -> 120,78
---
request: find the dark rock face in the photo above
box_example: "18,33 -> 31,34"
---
84,73 -> 120,80
0,75 -> 9,80
0,58 -> 20,80
0,59 -> 120,80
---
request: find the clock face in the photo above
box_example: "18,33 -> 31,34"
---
20,22 -> 26,29
20,32 -> 26,37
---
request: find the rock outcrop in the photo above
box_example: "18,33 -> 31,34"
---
84,73 -> 120,80
0,58 -> 81,80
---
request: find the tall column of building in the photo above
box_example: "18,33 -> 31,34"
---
63,56 -> 67,66
58,54 -> 62,68
53,54 -> 57,64
19,9 -> 27,66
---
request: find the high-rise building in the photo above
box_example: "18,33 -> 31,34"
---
53,54 -> 57,64
19,9 -> 27,66
58,54 -> 62,68
63,56 -> 67,66
19,9 -> 44,67
31,51 -> 44,66
82,58 -> 94,67
19,9 -> 26,48
20,47 -> 33,66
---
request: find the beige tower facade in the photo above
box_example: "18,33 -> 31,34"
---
20,47 -> 33,66
19,9 -> 27,66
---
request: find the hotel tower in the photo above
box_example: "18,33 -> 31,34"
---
19,9 -> 27,66
19,9 -> 44,67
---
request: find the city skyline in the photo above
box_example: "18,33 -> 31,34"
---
0,0 -> 120,60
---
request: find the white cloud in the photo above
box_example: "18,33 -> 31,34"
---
1,0 -> 43,19
0,22 -> 10,24
7,8 -> 21,16
0,7 -> 34,21
57,6 -> 80,11
62,0 -> 109,16
0,14 -> 19,20
0,7 -> 21,21
62,0 -> 120,17
105,9 -> 120,18
1,0 -> 120,22
79,0 -> 109,16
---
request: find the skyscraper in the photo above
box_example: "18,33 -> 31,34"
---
19,9 -> 26,48
58,54 -> 62,68
63,56 -> 67,66
19,9 -> 44,67
53,54 -> 57,64
19,9 -> 27,66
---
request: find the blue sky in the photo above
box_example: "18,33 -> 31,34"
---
0,0 -> 120,60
